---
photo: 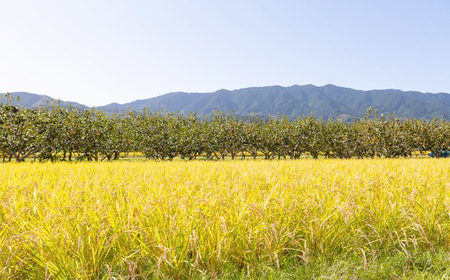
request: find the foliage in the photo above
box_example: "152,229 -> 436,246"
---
2,101 -> 450,162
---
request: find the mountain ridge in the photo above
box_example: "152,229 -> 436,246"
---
2,84 -> 450,120
0,91 -> 88,110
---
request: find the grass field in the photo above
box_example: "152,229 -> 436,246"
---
1,159 -> 449,279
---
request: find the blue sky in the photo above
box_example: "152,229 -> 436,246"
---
1,1 -> 450,106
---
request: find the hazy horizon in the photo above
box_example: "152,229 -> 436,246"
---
2,1 -> 450,106
6,82 -> 450,108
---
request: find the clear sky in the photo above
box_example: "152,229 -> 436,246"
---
1,1 -> 450,106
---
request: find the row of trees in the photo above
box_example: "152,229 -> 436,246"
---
1,102 -> 450,162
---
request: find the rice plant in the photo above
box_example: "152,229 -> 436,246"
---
0,159 -> 449,279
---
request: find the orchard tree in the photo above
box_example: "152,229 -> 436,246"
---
0,104 -> 46,162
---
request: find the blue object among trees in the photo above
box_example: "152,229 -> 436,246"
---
429,151 -> 450,158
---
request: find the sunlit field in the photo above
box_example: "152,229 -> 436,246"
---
1,159 -> 449,279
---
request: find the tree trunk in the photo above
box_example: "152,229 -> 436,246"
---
14,154 -> 23,162
113,151 -> 120,160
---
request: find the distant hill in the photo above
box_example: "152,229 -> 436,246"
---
3,84 -> 450,120
97,84 -> 450,120
0,92 -> 88,110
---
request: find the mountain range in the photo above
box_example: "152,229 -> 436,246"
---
2,84 -> 450,120
0,92 -> 88,110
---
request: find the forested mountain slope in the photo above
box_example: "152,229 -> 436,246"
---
3,84 -> 450,120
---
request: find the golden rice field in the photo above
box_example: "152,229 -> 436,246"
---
1,159 -> 449,279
